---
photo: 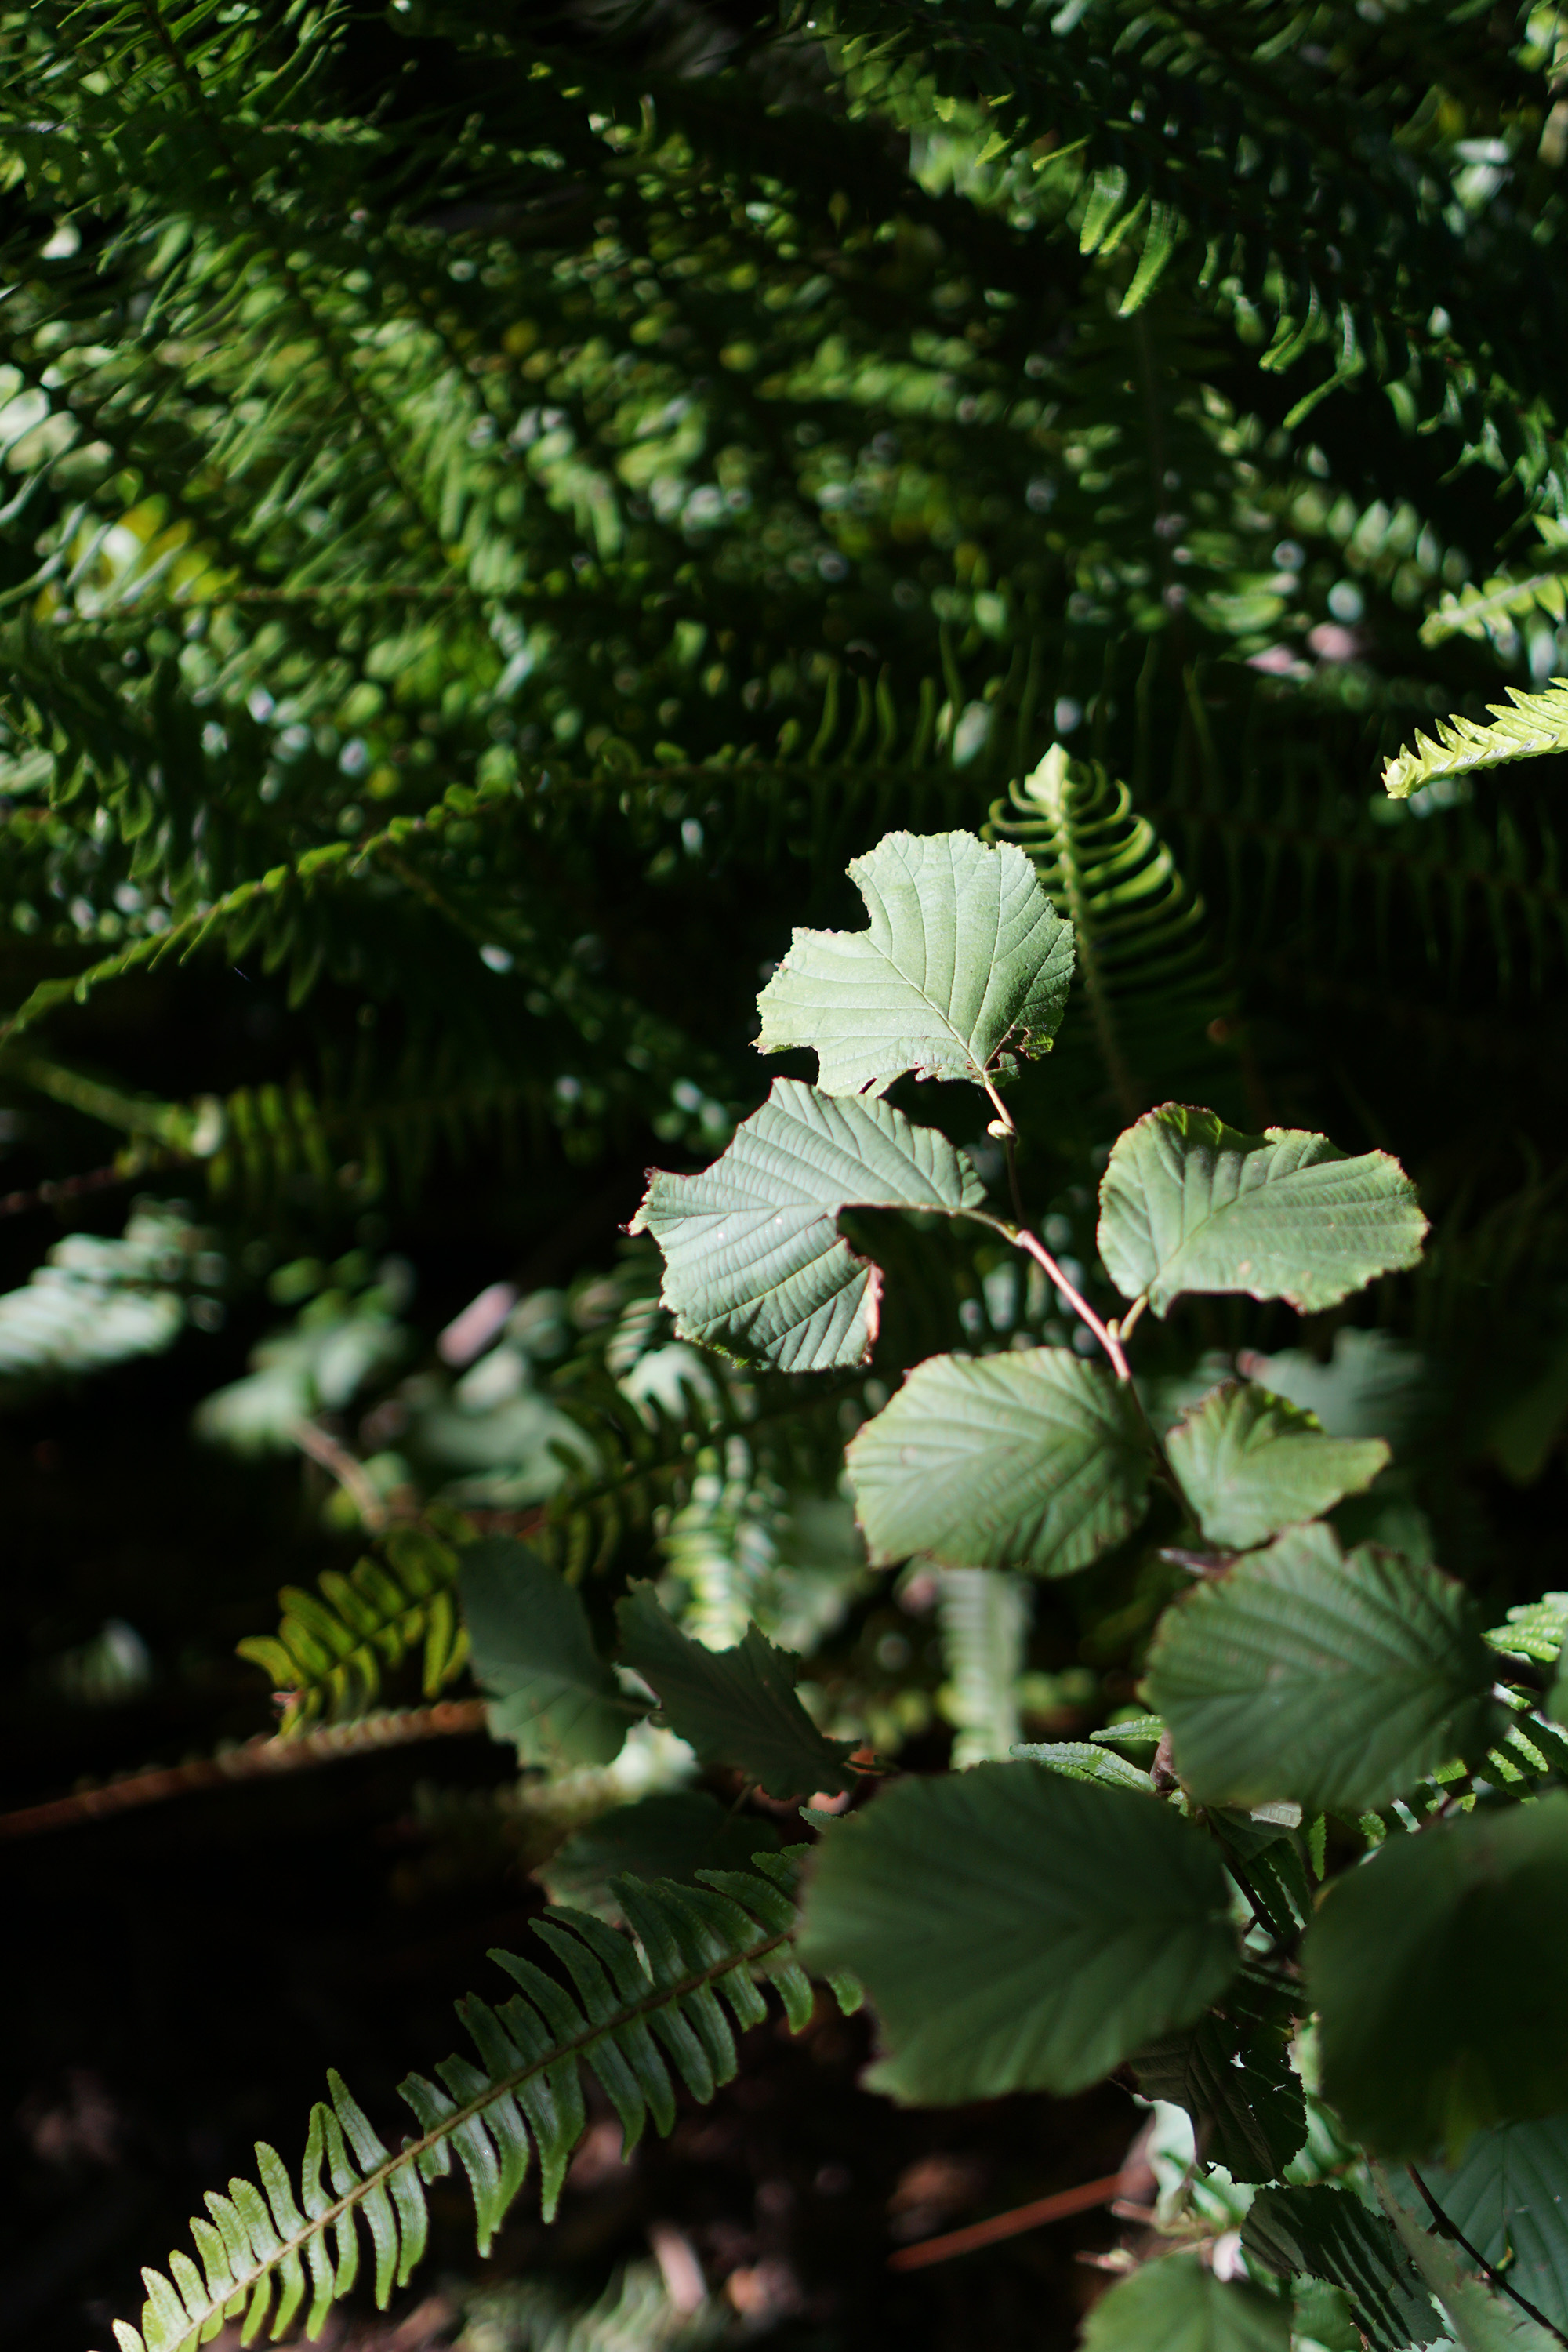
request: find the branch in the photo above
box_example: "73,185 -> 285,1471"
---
287,1417 -> 399,1532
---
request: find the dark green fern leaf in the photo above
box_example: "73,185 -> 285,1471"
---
988,742 -> 1231,1119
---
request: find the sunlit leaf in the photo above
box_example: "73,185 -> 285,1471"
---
755,829 -> 1073,1098
628,1076 -> 985,1372
459,1537 -> 638,1767
1098,1105 -> 1427,1318
1080,2253 -> 1288,2352
1166,1381 -> 1389,1551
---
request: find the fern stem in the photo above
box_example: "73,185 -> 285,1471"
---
288,1417 -> 400,1534
0,1701 -> 489,1842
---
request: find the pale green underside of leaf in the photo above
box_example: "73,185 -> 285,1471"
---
459,1537 -> 635,1768
1098,1105 -> 1428,1318
1167,1381 -> 1391,1550
1143,1522 -> 1494,1813
1382,680 -> 1568,800
1386,2114 -> 1568,2334
797,1763 -> 1237,2104
615,1581 -> 858,1799
1080,2253 -> 1290,2352
844,1345 -> 1151,1577
628,1077 -> 985,1372
1306,1794 -> 1568,2158
1381,2176 -> 1563,2352
754,829 -> 1074,1098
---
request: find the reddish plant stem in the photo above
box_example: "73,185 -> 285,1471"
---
1008,1226 -> 1131,1381
888,2161 -> 1156,2271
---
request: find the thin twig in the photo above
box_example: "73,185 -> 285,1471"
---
287,1417 -> 393,1531
0,1162 -> 135,1219
888,2162 -> 1156,2271
1406,2165 -> 1568,2345
0,1700 -> 490,1839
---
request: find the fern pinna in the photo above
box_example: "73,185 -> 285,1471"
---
116,1857 -> 818,2352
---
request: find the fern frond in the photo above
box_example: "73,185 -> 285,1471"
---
0,1199 -> 220,1387
110,1859 -> 812,2352
237,1519 -> 471,1733
537,1361 -> 855,1584
988,743 -> 1229,1117
1421,572 -> 1568,652
1382,681 -> 1568,800
936,1566 -> 1027,1769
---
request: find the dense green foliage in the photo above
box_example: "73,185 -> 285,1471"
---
8,0 -> 1568,2347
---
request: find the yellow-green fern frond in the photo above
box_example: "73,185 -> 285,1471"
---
1384,681 -> 1568,800
237,1518 -> 471,1732
111,1858 -> 822,2352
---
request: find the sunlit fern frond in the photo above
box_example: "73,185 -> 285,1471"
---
0,1200 -> 220,1391
236,1518 -> 471,1733
988,743 -> 1230,1119
110,1857 -> 820,2352
1421,571 -> 1568,653
1419,517 -> 1568,652
1382,681 -> 1568,800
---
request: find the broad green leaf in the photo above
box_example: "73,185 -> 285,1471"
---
1305,1794 -> 1568,2156
1381,2177 -> 1563,2352
628,1076 -> 985,1372
1080,2252 -> 1289,2352
615,1581 -> 858,1798
1167,1381 -> 1390,1551
1142,1523 -> 1495,1813
536,1792 -> 781,1920
754,828 -> 1073,1098
796,1762 -> 1237,2103
459,1537 -> 639,1767
1097,1105 -> 1427,1318
1242,2186 -> 1442,2352
1385,2115 -> 1568,2333
1382,679 -> 1568,800
1134,1972 -> 1306,2185
845,1346 -> 1152,1576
